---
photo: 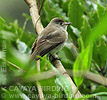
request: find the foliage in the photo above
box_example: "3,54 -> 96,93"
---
0,0 -> 107,100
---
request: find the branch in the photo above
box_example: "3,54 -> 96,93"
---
51,55 -> 82,98
66,69 -> 107,86
26,68 -> 107,86
24,0 -> 44,100
2,69 -> 107,89
24,0 -> 82,98
83,71 -> 107,86
24,0 -> 43,34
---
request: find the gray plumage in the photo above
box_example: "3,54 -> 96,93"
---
30,18 -> 71,60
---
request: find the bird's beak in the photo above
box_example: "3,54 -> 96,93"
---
63,22 -> 71,25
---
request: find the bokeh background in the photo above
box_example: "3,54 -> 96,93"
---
0,0 -> 34,32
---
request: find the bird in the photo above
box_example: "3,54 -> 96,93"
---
30,18 -> 71,60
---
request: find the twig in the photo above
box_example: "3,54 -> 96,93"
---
83,71 -> 107,86
24,0 -> 82,98
7,61 -> 22,70
36,59 -> 44,100
73,87 -> 79,99
37,59 -> 40,72
36,81 -> 44,100
39,0 -> 45,15
38,0 -> 41,14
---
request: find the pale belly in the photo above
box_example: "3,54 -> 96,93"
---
49,28 -> 68,55
49,31 -> 68,54
49,43 -> 65,55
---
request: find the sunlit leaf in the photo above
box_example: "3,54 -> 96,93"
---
68,0 -> 84,30
73,45 -> 93,87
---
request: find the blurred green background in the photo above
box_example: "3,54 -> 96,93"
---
0,0 -> 35,32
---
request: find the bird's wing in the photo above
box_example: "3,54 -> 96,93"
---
31,39 -> 37,54
30,30 -> 66,59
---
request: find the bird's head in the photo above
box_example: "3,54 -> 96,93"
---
49,18 -> 71,30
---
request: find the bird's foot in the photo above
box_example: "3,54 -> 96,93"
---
49,54 -> 60,62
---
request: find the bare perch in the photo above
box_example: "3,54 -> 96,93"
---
26,69 -> 107,86
51,55 -> 82,98
24,0 -> 44,100
24,0 -> 82,98
24,0 -> 43,34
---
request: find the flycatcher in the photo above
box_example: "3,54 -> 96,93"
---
30,18 -> 71,60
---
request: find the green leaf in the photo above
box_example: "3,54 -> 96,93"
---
70,26 -> 81,38
40,77 -> 63,100
4,87 -> 30,100
6,20 -> 22,38
40,55 -> 52,71
20,32 -> 36,47
0,16 -> 6,30
62,46 -> 75,61
93,86 -> 107,93
81,16 -> 91,46
102,96 -> 107,100
102,0 -> 107,4
22,13 -> 31,20
73,45 -> 93,87
7,45 -> 30,69
62,0 -> 70,13
73,92 -> 107,100
0,51 -> 5,60
0,16 -> 6,24
88,11 -> 99,27
68,0 -> 84,30
83,0 -> 97,13
52,66 -> 73,100
97,4 -> 106,18
93,39 -> 107,67
61,60 -> 73,69
0,30 -> 16,41
86,11 -> 107,46
55,75 -> 72,100
44,0 -> 69,21
78,37 -> 84,52
58,48 -> 74,69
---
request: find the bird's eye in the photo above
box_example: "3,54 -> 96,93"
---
60,22 -> 63,25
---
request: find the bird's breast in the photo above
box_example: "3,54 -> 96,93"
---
61,28 -> 68,42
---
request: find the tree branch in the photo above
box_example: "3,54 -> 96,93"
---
24,0 -> 43,34
51,55 -> 82,98
66,69 -> 107,86
2,69 -> 107,89
24,0 -> 82,98
24,0 -> 44,100
26,68 -> 107,86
